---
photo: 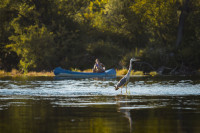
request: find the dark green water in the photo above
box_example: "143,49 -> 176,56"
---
0,76 -> 200,133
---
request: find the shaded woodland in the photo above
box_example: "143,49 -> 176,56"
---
0,0 -> 200,74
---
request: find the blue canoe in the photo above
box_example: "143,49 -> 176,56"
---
53,67 -> 116,78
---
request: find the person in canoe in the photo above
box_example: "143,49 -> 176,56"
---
93,59 -> 105,73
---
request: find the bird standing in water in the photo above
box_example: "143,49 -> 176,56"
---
115,58 -> 139,93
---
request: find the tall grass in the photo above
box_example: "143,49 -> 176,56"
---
0,70 -> 5,75
83,69 -> 93,72
116,69 -> 158,76
116,69 -> 128,75
0,68 -> 158,77
116,69 -> 146,76
0,69 -> 54,77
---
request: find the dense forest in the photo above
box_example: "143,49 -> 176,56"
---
0,0 -> 200,74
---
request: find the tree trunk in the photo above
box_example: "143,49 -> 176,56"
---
176,0 -> 190,47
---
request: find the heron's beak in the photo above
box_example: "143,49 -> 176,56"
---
131,58 -> 140,61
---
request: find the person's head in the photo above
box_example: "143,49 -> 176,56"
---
95,59 -> 100,64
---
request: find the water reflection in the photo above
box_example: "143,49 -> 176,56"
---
115,95 -> 133,133
0,95 -> 200,133
0,76 -> 200,133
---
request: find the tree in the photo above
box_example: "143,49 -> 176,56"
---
0,0 -> 20,71
176,0 -> 190,47
1,0 -> 200,72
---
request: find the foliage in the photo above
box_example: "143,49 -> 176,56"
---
87,40 -> 121,67
8,25 -> 56,72
0,0 -> 200,73
0,1 -> 19,71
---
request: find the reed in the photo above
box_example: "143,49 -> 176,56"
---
70,68 -> 81,72
0,68 -> 157,77
0,70 -> 6,76
116,69 -> 128,75
116,69 -> 158,76
10,69 -> 21,76
149,71 -> 158,76
26,71 -> 54,76
0,69 -> 54,77
132,71 -> 144,75
83,69 -> 93,72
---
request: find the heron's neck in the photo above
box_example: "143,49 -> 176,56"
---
127,61 -> 133,76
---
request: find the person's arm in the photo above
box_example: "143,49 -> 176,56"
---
93,63 -> 97,73
93,63 -> 96,69
101,63 -> 105,70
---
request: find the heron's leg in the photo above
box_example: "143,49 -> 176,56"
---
126,85 -> 127,94
128,86 -> 130,95
121,88 -> 122,94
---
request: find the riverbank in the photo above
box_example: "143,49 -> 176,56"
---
0,69 -> 156,77
0,69 -> 54,77
0,68 -> 199,77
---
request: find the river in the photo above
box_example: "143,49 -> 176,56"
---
0,76 -> 200,133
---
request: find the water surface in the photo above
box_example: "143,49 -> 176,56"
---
0,76 -> 200,133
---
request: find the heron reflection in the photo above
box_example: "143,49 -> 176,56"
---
115,95 -> 133,133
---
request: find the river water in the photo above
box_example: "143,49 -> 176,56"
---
0,76 -> 200,133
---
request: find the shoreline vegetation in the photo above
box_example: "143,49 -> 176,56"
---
1,1 -> 200,74
0,68 -> 199,77
0,69 -> 54,77
0,68 -> 153,77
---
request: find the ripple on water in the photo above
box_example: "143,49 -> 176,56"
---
0,77 -> 200,96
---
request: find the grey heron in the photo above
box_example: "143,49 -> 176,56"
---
115,58 -> 139,93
